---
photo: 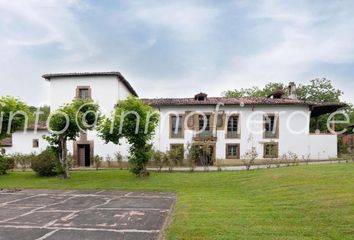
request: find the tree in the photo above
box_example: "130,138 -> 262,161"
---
296,78 -> 343,102
45,99 -> 100,178
223,82 -> 287,97
0,96 -> 30,141
99,97 -> 159,177
223,78 -> 353,132
29,105 -> 50,124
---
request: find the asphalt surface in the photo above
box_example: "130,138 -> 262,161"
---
0,189 -> 176,240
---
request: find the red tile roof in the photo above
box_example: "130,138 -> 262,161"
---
141,96 -> 346,117
27,122 -> 48,130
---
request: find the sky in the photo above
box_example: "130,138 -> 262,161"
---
0,0 -> 354,106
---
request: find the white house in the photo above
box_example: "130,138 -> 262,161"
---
1,72 -> 345,166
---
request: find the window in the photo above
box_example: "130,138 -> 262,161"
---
170,144 -> 184,161
226,144 -> 240,159
227,115 -> 240,138
199,114 -> 211,131
32,139 -> 39,148
170,115 -> 183,138
264,114 -> 278,138
76,86 -> 91,99
1,149 -> 5,154
264,143 -> 278,158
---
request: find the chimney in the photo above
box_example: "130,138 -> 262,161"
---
288,82 -> 297,99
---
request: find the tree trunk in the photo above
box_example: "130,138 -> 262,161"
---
61,138 -> 70,179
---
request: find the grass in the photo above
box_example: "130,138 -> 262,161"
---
1,164 -> 354,239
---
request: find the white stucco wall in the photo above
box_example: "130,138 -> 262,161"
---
49,75 -> 132,115
4,131 -> 49,155
6,73 -> 337,161
152,104 -> 338,160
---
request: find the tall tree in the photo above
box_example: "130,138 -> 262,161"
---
0,96 -> 30,141
45,99 -> 100,178
223,82 -> 287,97
223,78 -> 352,132
296,78 -> 343,102
99,97 -> 159,177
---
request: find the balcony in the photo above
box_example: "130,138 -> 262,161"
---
264,131 -> 278,139
170,131 -> 184,139
226,131 -> 240,139
194,131 -> 217,141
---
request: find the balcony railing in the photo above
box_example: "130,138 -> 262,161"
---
226,131 -> 240,139
264,131 -> 277,138
171,131 -> 184,139
194,131 -> 217,141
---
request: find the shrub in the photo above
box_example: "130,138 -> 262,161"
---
151,149 -> 164,172
0,154 -> 13,175
114,152 -> 124,170
162,151 -> 173,172
93,155 -> 103,170
242,147 -> 258,170
31,148 -> 61,176
186,144 -> 198,172
8,153 -> 36,172
168,147 -> 184,167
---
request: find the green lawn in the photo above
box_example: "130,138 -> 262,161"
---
1,164 -> 354,239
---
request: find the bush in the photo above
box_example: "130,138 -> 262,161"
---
0,154 -> 13,175
31,148 -> 61,176
151,149 -> 164,172
8,153 -> 36,172
93,155 -> 103,170
114,152 -> 124,170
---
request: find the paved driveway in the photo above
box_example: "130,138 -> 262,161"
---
0,189 -> 175,240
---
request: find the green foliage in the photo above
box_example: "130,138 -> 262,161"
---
0,96 -> 30,140
30,148 -> 61,176
296,78 -> 343,102
168,147 -> 184,167
0,154 -> 14,175
99,97 -> 159,177
1,165 -> 354,239
28,105 -> 50,124
114,152 -> 124,170
151,149 -> 164,171
7,153 -> 36,172
223,78 -> 353,133
223,82 -> 287,97
45,99 -> 100,178
93,155 -> 103,170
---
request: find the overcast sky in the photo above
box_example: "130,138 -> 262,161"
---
0,0 -> 353,106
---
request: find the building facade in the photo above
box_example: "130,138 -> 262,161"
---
1,72 -> 345,166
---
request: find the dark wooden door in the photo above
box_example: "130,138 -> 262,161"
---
78,144 -> 90,167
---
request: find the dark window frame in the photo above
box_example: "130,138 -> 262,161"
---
263,142 -> 279,158
264,114 -> 279,139
32,139 -> 39,148
76,86 -> 92,99
226,144 -> 240,159
170,114 -> 184,139
226,114 -> 241,139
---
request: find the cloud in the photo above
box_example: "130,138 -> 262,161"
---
0,0 -> 353,105
0,0 -> 97,61
128,1 -> 219,43
215,0 -> 354,102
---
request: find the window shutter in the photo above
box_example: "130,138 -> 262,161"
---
194,114 -> 199,131
216,112 -> 225,130
210,113 -> 215,131
276,115 -> 280,138
185,111 -> 194,129
274,143 -> 279,158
